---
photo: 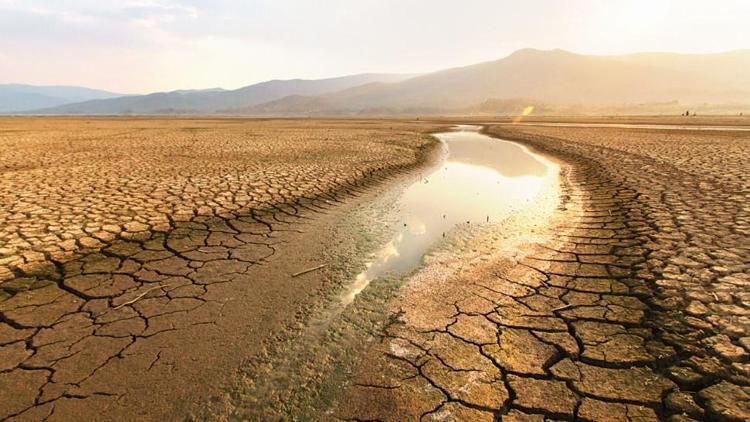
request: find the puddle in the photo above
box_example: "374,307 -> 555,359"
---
341,125 -> 554,304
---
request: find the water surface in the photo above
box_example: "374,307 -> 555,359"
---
341,125 -> 553,304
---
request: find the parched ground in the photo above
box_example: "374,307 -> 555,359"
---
338,125 -> 749,421
3,118 -> 749,421
0,117 -> 440,420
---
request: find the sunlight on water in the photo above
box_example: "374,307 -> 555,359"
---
341,125 -> 553,305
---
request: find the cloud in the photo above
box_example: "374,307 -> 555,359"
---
0,0 -> 199,31
122,0 -> 199,18
0,1 -> 98,21
1,0 -> 749,93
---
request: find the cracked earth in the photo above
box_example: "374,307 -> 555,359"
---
2,118 -> 748,421
0,118 -> 440,420
337,124 -> 749,421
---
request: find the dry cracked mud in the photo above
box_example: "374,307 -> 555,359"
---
0,117 -> 442,420
2,118 -> 749,421
337,124 -> 749,421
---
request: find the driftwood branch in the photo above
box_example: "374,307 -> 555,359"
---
292,264 -> 327,278
113,284 -> 171,310
552,304 -> 573,312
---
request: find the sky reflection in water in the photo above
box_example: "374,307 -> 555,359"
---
341,125 -> 551,304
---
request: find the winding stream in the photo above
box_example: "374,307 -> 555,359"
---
238,125 -> 561,417
341,125 -> 556,304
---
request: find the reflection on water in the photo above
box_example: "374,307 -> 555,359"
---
341,125 -> 553,304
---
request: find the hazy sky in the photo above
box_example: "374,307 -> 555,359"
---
1,0 -> 748,93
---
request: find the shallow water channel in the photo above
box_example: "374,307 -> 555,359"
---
341,125 -> 554,304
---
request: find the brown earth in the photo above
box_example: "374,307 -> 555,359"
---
337,124 -> 749,421
2,117 -> 749,421
0,117 -> 443,420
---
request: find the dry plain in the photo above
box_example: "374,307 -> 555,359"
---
0,117 -> 442,420
0,117 -> 749,421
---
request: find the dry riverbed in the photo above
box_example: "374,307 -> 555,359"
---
333,122 -> 750,421
1,117 -> 748,421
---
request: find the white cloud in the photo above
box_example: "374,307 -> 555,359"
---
1,0 -> 748,92
121,0 -> 198,19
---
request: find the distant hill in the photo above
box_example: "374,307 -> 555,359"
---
0,84 -> 124,112
167,88 -> 226,95
236,49 -> 750,115
16,49 -> 750,116
30,74 -> 416,115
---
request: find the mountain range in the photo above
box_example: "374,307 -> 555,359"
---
5,49 -> 750,115
0,84 -> 124,112
19,74 -> 414,115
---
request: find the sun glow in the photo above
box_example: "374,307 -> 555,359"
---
512,105 -> 535,124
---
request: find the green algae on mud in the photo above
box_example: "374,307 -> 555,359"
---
220,175 -> 413,420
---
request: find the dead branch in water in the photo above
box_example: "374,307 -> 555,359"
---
292,264 -> 327,278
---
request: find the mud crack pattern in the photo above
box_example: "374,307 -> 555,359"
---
337,125 -> 749,421
0,118 -> 439,420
